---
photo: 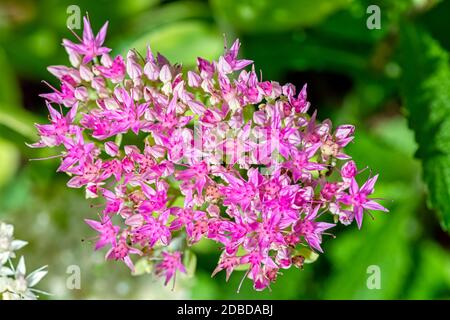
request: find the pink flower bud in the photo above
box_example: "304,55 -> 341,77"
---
104,141 -> 119,157
341,160 -> 357,179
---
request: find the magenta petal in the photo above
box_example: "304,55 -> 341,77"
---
82,17 -> 95,42
123,256 -> 135,272
350,178 -> 359,194
361,174 -> 379,194
363,200 -> 389,212
84,219 -> 103,232
235,59 -> 253,70
306,235 -> 324,253
354,206 -> 364,229
96,21 -> 109,45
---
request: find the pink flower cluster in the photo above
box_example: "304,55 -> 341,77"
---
29,17 -> 388,291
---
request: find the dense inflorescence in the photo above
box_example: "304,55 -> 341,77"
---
29,16 -> 388,291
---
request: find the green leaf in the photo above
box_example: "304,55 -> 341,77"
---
211,0 -> 351,33
132,257 -> 153,276
243,32 -> 369,79
345,130 -> 419,183
183,250 -> 197,278
323,181 -> 418,299
405,242 -> 450,299
0,138 -> 20,188
116,0 -> 159,16
242,105 -> 255,123
372,117 -> 417,157
129,1 -> 212,34
295,247 -> 319,264
321,123 -> 420,299
0,48 -> 21,106
0,47 -> 40,140
399,24 -> 450,231
233,263 -> 250,272
0,105 -> 39,140
125,21 -> 223,66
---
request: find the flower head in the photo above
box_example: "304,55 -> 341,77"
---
339,175 -> 389,228
106,233 -> 142,271
294,206 -> 335,253
63,16 -> 111,64
28,15 -> 388,292
155,251 -> 186,286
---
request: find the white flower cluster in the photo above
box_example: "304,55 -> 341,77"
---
0,221 -> 48,300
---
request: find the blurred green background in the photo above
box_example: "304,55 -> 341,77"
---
0,0 -> 449,299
